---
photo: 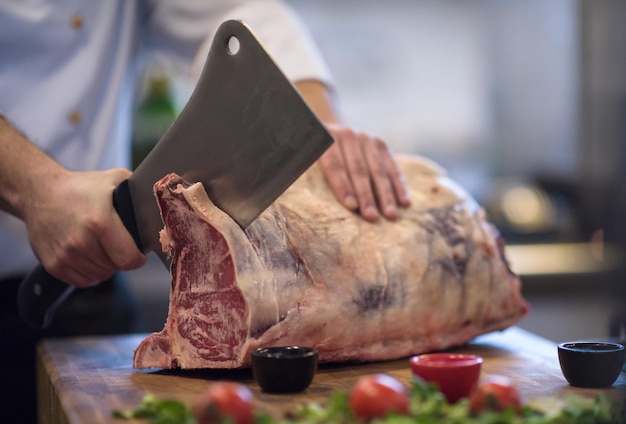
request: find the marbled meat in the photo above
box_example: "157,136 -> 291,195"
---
133,155 -> 529,369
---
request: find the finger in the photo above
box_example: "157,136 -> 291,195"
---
53,267 -> 105,289
341,132 -> 379,221
108,167 -> 133,184
94,168 -> 147,271
65,264 -> 113,288
318,136 -> 359,210
30,222 -> 115,288
98,219 -> 146,271
381,150 -> 411,207
362,135 -> 398,220
44,246 -> 114,288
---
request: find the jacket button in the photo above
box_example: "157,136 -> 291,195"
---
69,110 -> 82,124
71,14 -> 84,29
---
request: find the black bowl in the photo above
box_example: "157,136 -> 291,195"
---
251,346 -> 318,393
558,341 -> 625,388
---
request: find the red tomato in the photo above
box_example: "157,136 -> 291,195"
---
349,374 -> 410,420
469,375 -> 522,415
193,382 -> 254,424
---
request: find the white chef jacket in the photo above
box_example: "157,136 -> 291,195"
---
0,0 -> 333,279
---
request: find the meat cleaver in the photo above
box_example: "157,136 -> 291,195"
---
17,19 -> 333,329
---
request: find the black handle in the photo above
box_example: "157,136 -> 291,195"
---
17,265 -> 76,329
112,178 -> 143,252
17,179 -> 140,329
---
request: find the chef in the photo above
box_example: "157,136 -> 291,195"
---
0,0 -> 410,422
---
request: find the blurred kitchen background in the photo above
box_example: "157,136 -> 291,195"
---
127,0 -> 626,346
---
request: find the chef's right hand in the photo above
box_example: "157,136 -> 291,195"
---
22,168 -> 146,288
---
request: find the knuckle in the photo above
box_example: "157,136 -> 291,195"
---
323,152 -> 344,171
327,125 -> 349,139
83,213 -> 106,235
52,246 -> 73,270
65,232 -> 90,255
356,130 -> 368,139
352,161 -> 369,177
375,137 -> 389,153
338,126 -> 355,137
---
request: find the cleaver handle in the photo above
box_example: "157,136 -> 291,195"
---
17,268 -> 76,329
112,178 -> 143,252
17,180 -> 141,329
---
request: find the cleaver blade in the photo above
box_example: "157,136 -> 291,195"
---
127,19 -> 333,257
17,19 -> 334,329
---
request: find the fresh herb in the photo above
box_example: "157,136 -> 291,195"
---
281,380 -> 623,424
113,383 -> 624,424
113,393 -> 195,424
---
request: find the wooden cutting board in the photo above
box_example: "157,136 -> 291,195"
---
36,327 -> 625,424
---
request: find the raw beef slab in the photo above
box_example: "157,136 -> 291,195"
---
133,155 -> 529,369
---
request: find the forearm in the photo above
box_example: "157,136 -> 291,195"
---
0,114 -> 146,286
0,115 -> 66,219
293,80 -> 341,125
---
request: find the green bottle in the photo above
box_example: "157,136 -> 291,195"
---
131,72 -> 177,170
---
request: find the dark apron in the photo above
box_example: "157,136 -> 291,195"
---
0,273 -> 140,424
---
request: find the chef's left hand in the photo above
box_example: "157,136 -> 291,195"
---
318,124 -> 411,222
293,80 -> 410,221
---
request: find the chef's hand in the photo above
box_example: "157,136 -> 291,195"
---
319,124 -> 411,221
293,81 -> 411,221
22,168 -> 147,288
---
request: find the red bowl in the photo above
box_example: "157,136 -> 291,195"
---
410,353 -> 483,403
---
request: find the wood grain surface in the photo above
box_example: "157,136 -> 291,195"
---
36,327 -> 625,424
